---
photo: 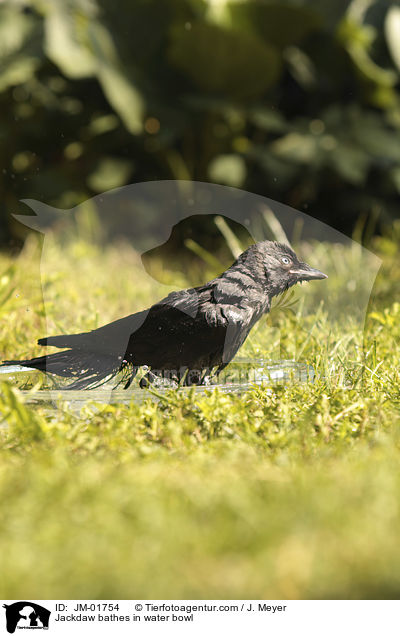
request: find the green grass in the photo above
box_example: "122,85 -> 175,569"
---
0,232 -> 400,599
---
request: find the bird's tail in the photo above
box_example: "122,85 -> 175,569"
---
1,350 -> 125,390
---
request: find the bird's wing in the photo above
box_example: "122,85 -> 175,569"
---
126,292 -> 252,369
38,286 -> 208,353
38,284 -> 252,369
39,309 -> 151,357
37,287 -> 206,355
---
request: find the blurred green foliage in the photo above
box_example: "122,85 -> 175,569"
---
0,232 -> 400,597
1,0 -> 400,246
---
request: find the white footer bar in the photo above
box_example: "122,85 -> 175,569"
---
1,600 -> 398,635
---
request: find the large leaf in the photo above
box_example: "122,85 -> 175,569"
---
168,21 -> 281,99
43,3 -> 144,134
44,4 -> 96,78
88,20 -> 144,134
385,5 -> 400,72
0,5 -> 42,92
96,67 -> 144,136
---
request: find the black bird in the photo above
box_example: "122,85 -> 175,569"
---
2,241 -> 327,389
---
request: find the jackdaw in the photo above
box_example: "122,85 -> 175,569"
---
2,241 -> 327,388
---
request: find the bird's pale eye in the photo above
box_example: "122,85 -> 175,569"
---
281,256 -> 291,265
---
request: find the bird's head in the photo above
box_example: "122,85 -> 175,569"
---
250,241 -> 327,296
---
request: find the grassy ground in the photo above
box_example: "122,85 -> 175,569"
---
0,229 -> 400,599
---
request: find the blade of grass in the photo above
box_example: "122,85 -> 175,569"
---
214,215 -> 244,259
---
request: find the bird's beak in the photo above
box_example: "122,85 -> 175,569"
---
289,263 -> 328,281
